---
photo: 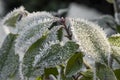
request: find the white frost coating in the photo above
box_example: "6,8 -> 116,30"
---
15,22 -> 52,61
69,18 -> 111,63
110,33 -> 120,37
16,11 -> 59,33
33,26 -> 62,67
2,25 -> 10,34
33,40 -> 59,67
19,61 -> 24,80
2,6 -> 26,26
1,6 -> 28,34
15,22 -> 53,80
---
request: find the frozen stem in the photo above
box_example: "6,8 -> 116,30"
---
60,17 -> 72,40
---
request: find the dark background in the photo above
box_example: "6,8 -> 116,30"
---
3,0 -> 114,15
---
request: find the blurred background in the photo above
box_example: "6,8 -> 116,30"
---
0,0 -> 114,17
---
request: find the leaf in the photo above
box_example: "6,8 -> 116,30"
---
22,35 -> 47,77
95,62 -> 117,80
23,40 -> 79,77
114,69 -> 120,80
15,22 -> 50,62
2,6 -> 28,27
80,69 -> 93,80
109,34 -> 120,47
16,12 -> 59,33
69,18 -> 110,64
57,27 -> 63,41
65,52 -> 83,77
111,46 -> 120,64
22,26 -> 62,77
0,34 -> 19,80
109,34 -> 120,64
36,77 -> 42,80
44,67 -> 58,78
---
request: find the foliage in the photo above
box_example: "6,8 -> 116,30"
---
0,6 -> 120,80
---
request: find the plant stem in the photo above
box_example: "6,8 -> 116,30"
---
60,17 -> 72,40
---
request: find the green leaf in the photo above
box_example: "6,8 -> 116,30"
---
22,26 -> 62,77
114,69 -> 120,80
96,62 -> 117,80
2,6 -> 28,27
15,22 -> 50,62
44,67 -> 58,77
69,18 -> 110,64
22,35 -> 47,77
36,76 -> 42,80
0,34 -> 19,80
23,40 -> 78,77
65,52 -> 83,77
16,12 -> 58,33
109,34 -> 120,47
111,46 -> 120,64
57,27 -> 63,41
80,69 -> 93,80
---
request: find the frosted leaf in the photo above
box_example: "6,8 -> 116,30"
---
2,6 -> 28,27
69,18 -> 110,63
96,62 -> 117,80
33,25 -> 63,66
16,11 -> 59,33
15,21 -> 55,80
32,41 -> 79,77
15,22 -> 54,62
22,25 -> 62,77
1,6 -> 28,34
109,33 -> 120,47
111,46 -> 120,64
0,34 -> 19,80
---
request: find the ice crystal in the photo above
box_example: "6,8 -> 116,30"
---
21,25 -> 62,77
69,18 -> 110,63
15,21 -> 54,79
1,6 -> 28,34
33,26 -> 62,67
16,12 -> 59,33
109,33 -> 120,47
15,22 -> 52,61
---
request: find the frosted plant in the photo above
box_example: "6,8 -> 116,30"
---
22,25 -> 62,77
109,33 -> 120,47
69,18 -> 111,64
16,12 -> 59,33
33,26 -> 62,67
15,22 -> 52,79
1,6 -> 28,34
1,6 -> 120,80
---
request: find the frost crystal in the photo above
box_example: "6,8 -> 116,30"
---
110,33 -> 120,37
16,12 -> 59,33
1,6 -> 28,33
2,6 -> 26,25
109,33 -> 120,47
69,18 -> 110,63
15,21 -> 54,79
33,26 -> 61,67
15,22 -> 52,61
